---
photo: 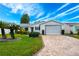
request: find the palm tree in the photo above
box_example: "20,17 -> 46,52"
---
20,14 -> 30,31
0,21 -> 7,39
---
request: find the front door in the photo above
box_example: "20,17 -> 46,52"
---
31,27 -> 34,32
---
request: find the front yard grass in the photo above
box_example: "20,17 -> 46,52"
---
65,34 -> 79,40
70,35 -> 79,39
0,34 -> 43,56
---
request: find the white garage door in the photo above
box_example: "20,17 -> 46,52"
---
45,25 -> 61,35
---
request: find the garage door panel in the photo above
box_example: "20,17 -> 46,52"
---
45,25 -> 61,35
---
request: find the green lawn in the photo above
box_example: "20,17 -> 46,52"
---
65,34 -> 79,40
0,34 -> 43,56
70,35 -> 79,39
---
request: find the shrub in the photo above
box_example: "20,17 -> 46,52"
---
16,30 -> 29,35
77,31 -> 79,35
29,32 -> 40,37
26,31 -> 30,35
16,29 -> 29,35
61,30 -> 64,35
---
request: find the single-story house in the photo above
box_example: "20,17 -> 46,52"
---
29,20 -> 62,35
21,20 -> 79,35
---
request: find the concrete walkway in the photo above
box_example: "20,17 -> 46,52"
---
35,35 -> 79,56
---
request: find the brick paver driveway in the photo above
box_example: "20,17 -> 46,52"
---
35,35 -> 79,56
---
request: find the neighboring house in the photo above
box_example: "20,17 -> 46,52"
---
20,23 -> 29,28
29,20 -> 79,35
63,23 -> 79,34
0,28 -> 10,34
20,23 -> 30,30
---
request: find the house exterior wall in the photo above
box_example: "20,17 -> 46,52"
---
0,28 -> 10,34
29,21 -> 79,34
29,23 -> 40,32
28,26 -> 31,32
62,24 -> 71,34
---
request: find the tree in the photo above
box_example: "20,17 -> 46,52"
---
9,24 -> 20,39
9,24 -> 19,39
20,14 -> 30,23
20,14 -> 30,31
14,25 -> 20,33
10,24 -> 15,39
0,21 -> 7,39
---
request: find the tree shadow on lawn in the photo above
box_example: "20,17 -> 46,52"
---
0,38 -> 20,42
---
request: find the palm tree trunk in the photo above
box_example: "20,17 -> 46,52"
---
1,28 -> 6,39
10,29 -> 15,39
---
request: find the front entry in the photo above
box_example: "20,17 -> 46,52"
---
31,27 -> 34,32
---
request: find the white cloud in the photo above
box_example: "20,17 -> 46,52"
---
56,3 -> 69,12
37,4 -> 79,22
11,4 -> 23,13
49,5 -> 79,19
35,12 -> 44,19
2,3 -> 43,16
64,5 -> 79,13
2,3 -> 23,13
2,3 -> 79,23
35,3 -> 70,22
62,8 -> 79,17
22,4 -> 43,16
35,13 -> 52,22
48,3 -> 69,16
66,16 -> 79,21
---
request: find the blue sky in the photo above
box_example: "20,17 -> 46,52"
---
0,3 -> 79,24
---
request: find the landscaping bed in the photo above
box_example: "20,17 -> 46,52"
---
0,34 -> 43,56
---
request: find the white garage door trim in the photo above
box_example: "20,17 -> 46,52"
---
45,25 -> 61,35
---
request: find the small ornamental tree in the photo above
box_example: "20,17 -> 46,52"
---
8,23 -> 19,39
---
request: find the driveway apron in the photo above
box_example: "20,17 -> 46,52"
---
35,35 -> 79,56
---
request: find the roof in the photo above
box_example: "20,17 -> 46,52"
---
64,23 -> 79,24
31,20 -> 79,26
31,20 -> 63,26
31,21 -> 46,25
40,20 -> 62,25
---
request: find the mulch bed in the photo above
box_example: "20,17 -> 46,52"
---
0,38 -> 19,42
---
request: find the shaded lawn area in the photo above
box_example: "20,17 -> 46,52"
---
65,34 -> 79,40
0,34 -> 43,56
70,35 -> 79,39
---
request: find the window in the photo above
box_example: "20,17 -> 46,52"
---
35,26 -> 40,30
